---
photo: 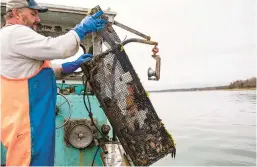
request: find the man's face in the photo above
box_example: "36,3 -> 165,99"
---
15,8 -> 40,31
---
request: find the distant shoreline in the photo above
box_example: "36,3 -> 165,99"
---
148,87 -> 256,93
149,77 -> 256,93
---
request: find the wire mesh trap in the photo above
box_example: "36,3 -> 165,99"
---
81,8 -> 176,166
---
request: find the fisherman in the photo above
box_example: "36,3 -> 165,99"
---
0,0 -> 107,166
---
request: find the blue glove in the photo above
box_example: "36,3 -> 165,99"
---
62,54 -> 93,74
74,11 -> 107,40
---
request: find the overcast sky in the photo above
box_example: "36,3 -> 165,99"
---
6,0 -> 257,89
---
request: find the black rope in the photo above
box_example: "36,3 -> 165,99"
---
82,75 -> 111,142
91,146 -> 101,166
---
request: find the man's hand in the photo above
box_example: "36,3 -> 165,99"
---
62,54 -> 93,74
74,11 -> 107,40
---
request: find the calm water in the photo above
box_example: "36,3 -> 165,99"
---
149,90 -> 256,166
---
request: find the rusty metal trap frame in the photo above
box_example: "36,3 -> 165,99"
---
80,10 -> 176,167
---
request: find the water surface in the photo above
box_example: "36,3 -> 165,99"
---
149,90 -> 256,166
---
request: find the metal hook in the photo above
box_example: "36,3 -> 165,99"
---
152,45 -> 159,55
148,45 -> 161,81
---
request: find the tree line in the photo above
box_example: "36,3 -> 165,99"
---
149,77 -> 256,92
228,77 -> 256,89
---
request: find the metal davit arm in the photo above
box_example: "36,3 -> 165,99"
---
113,21 -> 151,40
94,38 -> 158,59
